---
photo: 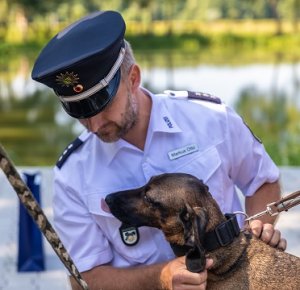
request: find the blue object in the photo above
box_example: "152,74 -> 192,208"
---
31,11 -> 126,119
17,172 -> 45,272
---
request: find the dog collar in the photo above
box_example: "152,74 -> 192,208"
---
203,213 -> 240,251
170,213 -> 240,256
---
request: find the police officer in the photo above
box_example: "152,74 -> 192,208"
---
32,10 -> 286,290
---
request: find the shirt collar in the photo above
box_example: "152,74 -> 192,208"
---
146,88 -> 182,134
101,87 -> 182,164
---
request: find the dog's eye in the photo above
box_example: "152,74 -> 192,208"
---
180,208 -> 190,221
181,212 -> 190,221
144,194 -> 161,208
144,194 -> 153,204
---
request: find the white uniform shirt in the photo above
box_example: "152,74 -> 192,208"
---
53,89 -> 279,272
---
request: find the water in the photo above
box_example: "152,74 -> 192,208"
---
143,62 -> 300,107
0,52 -> 300,165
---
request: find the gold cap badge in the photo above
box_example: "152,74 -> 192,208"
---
56,71 -> 79,87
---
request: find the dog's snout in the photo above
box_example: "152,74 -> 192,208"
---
104,193 -> 125,213
105,194 -> 113,205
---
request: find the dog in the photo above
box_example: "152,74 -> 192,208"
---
105,173 -> 300,290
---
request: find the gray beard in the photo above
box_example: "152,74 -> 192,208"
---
96,91 -> 138,143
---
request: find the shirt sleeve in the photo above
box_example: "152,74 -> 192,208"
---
225,106 -> 280,197
53,166 -> 113,272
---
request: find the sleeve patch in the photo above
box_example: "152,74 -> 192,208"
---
56,137 -> 83,169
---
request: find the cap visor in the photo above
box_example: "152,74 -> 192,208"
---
61,69 -> 121,119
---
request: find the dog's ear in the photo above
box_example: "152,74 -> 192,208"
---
192,207 -> 208,244
179,205 -> 193,245
180,205 -> 208,273
179,205 -> 208,246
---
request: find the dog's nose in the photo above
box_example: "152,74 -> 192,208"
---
101,197 -> 111,213
105,194 -> 114,205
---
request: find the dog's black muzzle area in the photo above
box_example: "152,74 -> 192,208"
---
105,191 -> 148,227
104,193 -> 117,209
105,193 -> 127,220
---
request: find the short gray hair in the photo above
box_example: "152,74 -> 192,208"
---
120,40 -> 136,80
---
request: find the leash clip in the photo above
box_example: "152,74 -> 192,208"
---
245,190 -> 300,222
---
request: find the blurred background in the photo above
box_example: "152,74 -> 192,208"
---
0,0 -> 300,165
0,1 -> 300,289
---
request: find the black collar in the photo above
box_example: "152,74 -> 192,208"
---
171,213 -> 240,256
203,213 -> 240,251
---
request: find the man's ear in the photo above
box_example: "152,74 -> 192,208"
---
127,64 -> 141,93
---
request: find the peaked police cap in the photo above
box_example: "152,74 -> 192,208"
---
31,10 -> 126,119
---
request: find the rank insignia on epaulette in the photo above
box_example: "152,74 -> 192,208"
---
187,91 -> 221,104
119,224 -> 139,246
56,137 -> 83,169
164,90 -> 221,104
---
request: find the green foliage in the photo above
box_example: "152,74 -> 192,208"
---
0,0 -> 300,165
126,33 -> 211,51
0,0 -> 299,48
0,90 -> 77,166
235,87 -> 300,165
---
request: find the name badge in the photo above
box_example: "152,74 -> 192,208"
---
168,144 -> 199,160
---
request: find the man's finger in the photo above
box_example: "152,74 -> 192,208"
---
277,238 -> 287,251
249,219 -> 263,237
260,223 -> 275,244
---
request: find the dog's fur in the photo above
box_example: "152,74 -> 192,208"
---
105,173 -> 300,290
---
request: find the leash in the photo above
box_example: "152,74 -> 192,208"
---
245,190 -> 300,222
0,143 -> 89,290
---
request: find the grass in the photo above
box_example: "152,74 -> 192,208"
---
0,19 -> 299,61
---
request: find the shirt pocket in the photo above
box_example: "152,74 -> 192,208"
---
86,192 -> 162,264
170,146 -> 222,183
169,146 -> 226,209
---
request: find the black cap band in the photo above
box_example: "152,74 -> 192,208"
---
60,68 -> 121,119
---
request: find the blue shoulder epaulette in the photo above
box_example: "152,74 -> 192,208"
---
164,90 -> 221,104
56,137 -> 83,169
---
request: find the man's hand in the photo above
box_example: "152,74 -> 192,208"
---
249,219 -> 287,251
160,256 -> 213,290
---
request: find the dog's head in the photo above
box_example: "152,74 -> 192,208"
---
105,173 -> 224,247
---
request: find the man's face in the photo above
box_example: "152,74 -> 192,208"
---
79,79 -> 138,143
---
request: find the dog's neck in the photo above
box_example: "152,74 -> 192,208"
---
171,212 -> 250,276
207,231 -> 251,279
203,211 -> 252,279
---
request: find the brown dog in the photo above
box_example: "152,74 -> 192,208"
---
105,173 -> 300,290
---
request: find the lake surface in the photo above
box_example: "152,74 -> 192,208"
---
0,51 -> 300,165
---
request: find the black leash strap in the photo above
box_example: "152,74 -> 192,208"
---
0,143 -> 89,290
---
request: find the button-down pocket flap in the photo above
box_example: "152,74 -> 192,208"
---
172,146 -> 221,183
